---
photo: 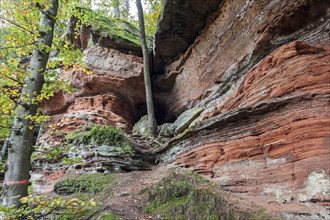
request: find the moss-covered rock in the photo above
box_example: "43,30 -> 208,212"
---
173,107 -> 203,135
146,170 -> 273,220
64,126 -> 150,172
66,125 -> 127,147
133,115 -> 150,136
54,173 -> 114,196
69,7 -> 153,55
158,123 -> 175,138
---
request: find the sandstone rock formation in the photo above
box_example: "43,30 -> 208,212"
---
156,0 -> 329,117
39,46 -> 145,147
155,0 -> 330,218
36,0 -> 330,218
153,0 -> 222,73
164,41 -> 330,218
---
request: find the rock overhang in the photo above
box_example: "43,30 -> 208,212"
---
153,0 -> 223,74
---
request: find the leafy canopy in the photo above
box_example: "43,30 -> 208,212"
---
0,0 -> 161,141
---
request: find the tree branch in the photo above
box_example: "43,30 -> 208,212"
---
0,43 -> 35,50
0,17 -> 34,34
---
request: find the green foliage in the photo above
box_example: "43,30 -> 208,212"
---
0,195 -> 96,220
32,144 -> 83,166
33,145 -> 69,161
0,0 -> 89,141
142,0 -> 162,35
54,173 -> 114,196
65,130 -> 86,143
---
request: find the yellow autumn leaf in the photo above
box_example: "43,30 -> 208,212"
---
90,200 -> 96,206
20,197 -> 28,204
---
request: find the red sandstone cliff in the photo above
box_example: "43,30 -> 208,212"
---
38,0 -> 330,218
154,0 -> 329,218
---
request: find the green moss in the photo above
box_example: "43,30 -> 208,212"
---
54,173 -> 114,196
100,212 -> 121,220
93,16 -> 142,47
74,8 -> 152,49
66,126 -> 130,148
81,126 -> 123,146
145,171 -> 273,220
65,130 -> 86,142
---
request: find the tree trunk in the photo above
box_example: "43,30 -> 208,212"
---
125,0 -> 130,14
2,0 -> 58,207
135,0 -> 158,136
114,0 -> 120,18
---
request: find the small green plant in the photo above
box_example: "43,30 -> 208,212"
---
32,144 -> 83,166
62,156 -> 83,165
0,195 -> 95,220
65,130 -> 85,142
100,212 -> 121,220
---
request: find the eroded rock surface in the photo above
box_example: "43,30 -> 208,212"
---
40,46 -> 145,140
153,0 -> 222,73
162,41 -> 330,218
36,0 -> 330,218
154,0 -> 330,218
155,0 -> 330,117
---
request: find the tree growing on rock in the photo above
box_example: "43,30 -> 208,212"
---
136,0 -> 158,136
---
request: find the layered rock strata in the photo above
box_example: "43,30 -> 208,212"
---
155,0 -> 330,218
164,41 -> 330,218
39,46 -> 145,146
156,0 -> 330,116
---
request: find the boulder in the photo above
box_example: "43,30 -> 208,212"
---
173,107 -> 203,135
132,115 -> 150,136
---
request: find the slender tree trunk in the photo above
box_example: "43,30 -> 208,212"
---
114,0 -> 120,18
125,0 -> 130,15
2,0 -> 58,207
136,0 -> 158,136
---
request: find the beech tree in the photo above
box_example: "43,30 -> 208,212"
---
0,0 -> 161,208
1,0 -> 59,207
136,0 -> 158,136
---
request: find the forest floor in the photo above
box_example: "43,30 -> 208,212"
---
89,166 -> 171,220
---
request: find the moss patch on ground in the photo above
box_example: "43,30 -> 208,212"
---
54,172 -> 114,197
145,170 -> 273,220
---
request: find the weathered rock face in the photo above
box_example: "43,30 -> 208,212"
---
40,46 -> 145,141
36,1 -> 330,218
153,0 -> 222,73
163,41 -> 330,218
155,0 -> 330,218
156,0 -> 329,116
